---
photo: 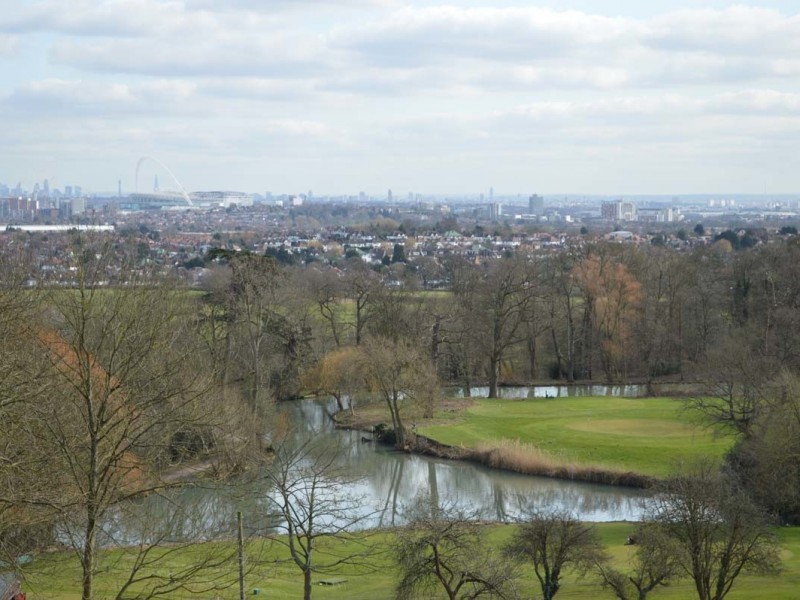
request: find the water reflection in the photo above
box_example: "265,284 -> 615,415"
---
273,399 -> 646,527
93,394 -> 647,544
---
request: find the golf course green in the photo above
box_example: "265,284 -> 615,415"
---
419,396 -> 735,478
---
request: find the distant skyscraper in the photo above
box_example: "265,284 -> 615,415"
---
601,201 -> 617,220
489,186 -> 494,201
71,197 -> 86,215
528,194 -> 544,215
154,174 -> 159,192
601,200 -> 637,222
387,189 -> 393,202
118,179 -> 122,197
65,185 -> 73,197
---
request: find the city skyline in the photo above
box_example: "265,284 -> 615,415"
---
2,1 -> 800,195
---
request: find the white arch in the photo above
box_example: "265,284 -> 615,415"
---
135,156 -> 193,206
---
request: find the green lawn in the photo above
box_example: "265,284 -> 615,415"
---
22,524 -> 800,599
420,396 -> 735,478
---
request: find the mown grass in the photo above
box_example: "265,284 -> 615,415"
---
419,396 -> 735,479
22,524 -> 800,599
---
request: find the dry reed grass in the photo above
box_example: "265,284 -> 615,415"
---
472,439 -> 653,488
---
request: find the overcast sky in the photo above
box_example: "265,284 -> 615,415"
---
2,0 -> 800,196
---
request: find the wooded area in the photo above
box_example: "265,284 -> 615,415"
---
2,232 -> 800,599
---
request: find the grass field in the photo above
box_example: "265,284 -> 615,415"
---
21,524 -> 800,599
419,396 -> 735,479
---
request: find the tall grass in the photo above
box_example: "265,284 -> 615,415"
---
472,439 -> 653,488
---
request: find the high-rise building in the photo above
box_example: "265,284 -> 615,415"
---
601,200 -> 637,221
71,197 -> 87,215
601,201 -> 617,220
387,189 -> 393,202
528,194 -> 544,215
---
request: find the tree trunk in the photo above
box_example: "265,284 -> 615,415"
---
82,508 -> 96,600
566,309 -> 576,383
528,335 -> 537,380
550,327 -> 564,380
303,566 -> 313,600
389,391 -> 406,448
461,347 -> 472,397
431,316 -> 441,368
488,355 -> 499,399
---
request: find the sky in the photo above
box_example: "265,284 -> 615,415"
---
1,0 -> 800,196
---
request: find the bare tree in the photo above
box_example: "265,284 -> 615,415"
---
14,237 -> 251,600
505,510 -> 605,600
361,337 -> 439,448
727,370 -> 800,522
595,524 -> 680,600
0,252 -> 52,561
647,460 -> 781,600
303,266 -> 346,348
219,250 -> 283,408
455,257 -> 531,398
394,495 -> 518,600
686,332 -> 776,439
266,434 -> 377,600
543,253 -> 582,382
343,259 -> 380,346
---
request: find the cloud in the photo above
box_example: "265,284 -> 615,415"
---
332,6 -> 639,66
705,90 -> 800,115
4,2 -> 800,193
647,6 -> 800,56
373,91 -> 800,153
198,77 -> 315,101
0,0 -> 186,37
50,35 -> 331,78
185,0 -> 397,9
3,78 -> 199,116
12,4 -> 797,92
330,5 -> 800,89
0,34 -> 17,56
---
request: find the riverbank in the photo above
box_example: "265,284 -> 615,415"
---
336,395 -> 734,487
